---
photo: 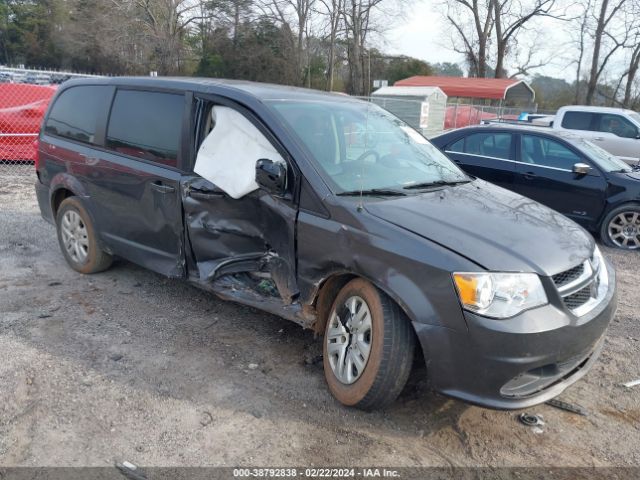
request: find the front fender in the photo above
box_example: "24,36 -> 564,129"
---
297,209 -> 476,333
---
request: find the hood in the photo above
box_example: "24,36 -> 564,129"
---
623,170 -> 640,182
607,170 -> 640,191
364,180 -> 594,276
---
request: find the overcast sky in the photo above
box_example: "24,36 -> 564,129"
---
382,2 -> 597,82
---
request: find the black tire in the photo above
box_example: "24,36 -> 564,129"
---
56,197 -> 113,273
322,278 -> 416,410
599,203 -> 640,250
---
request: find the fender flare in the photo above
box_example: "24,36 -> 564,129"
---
47,174 -> 109,252
49,172 -> 89,215
308,267 -> 444,335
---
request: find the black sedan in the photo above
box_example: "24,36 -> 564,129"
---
432,125 -> 640,250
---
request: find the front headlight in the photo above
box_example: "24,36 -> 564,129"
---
592,245 -> 603,274
453,272 -> 548,319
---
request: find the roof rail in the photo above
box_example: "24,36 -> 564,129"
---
481,117 -> 553,127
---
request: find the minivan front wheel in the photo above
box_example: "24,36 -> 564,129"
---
323,278 -> 415,410
600,203 -> 640,250
56,197 -> 113,273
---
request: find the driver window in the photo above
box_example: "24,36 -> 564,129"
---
596,114 -> 638,139
193,104 -> 285,199
521,135 -> 581,170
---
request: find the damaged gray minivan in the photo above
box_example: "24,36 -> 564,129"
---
35,78 -> 617,410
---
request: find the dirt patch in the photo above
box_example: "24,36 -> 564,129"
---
0,170 -> 639,467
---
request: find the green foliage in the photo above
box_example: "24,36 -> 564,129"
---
385,57 -> 433,85
432,62 -> 464,77
0,0 -> 63,67
530,75 -> 575,110
195,18 -> 298,85
196,53 -> 227,78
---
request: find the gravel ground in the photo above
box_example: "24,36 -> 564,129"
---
1,168 -> 639,468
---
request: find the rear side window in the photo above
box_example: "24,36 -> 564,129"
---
561,111 -> 593,131
106,90 -> 184,167
45,86 -> 111,144
521,135 -> 581,170
458,132 -> 513,160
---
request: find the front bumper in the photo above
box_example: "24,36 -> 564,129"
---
414,261 -> 617,410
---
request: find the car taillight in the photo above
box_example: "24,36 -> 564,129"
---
33,138 -> 40,171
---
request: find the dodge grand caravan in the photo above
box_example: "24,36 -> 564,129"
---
35,78 -> 617,410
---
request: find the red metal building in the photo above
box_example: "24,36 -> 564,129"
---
394,76 -> 535,103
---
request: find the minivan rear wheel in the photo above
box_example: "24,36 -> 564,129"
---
322,278 -> 415,410
56,197 -> 113,273
600,203 -> 640,250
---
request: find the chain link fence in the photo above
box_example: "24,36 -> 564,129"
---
0,66 -> 104,179
359,94 -> 546,136
444,102 -> 541,130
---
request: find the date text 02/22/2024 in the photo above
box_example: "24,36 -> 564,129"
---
232,468 -> 401,478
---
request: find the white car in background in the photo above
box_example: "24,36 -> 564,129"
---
549,106 -> 640,165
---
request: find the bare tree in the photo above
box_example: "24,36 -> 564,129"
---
443,0 -> 567,79
259,0 -> 316,84
317,0 -> 343,90
585,0 -> 627,104
341,0 -> 390,94
104,0 -> 216,74
571,0 -> 592,103
622,41 -> 640,107
492,0 -> 558,78
619,0 -> 640,106
507,35 -> 552,77
443,0 -> 494,77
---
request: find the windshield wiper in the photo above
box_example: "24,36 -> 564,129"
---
403,179 -> 471,190
337,188 -> 407,197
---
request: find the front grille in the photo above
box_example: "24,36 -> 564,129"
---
563,285 -> 593,310
552,258 -> 605,315
552,263 -> 585,288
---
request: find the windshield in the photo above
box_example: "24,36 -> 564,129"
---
578,139 -> 632,172
268,100 -> 468,193
629,112 -> 640,125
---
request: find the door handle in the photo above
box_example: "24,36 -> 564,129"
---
150,181 -> 175,194
80,153 -> 99,164
594,137 -> 604,141
189,190 -> 224,200
523,172 -> 536,180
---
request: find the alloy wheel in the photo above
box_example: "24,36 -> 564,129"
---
607,211 -> 640,249
326,295 -> 373,384
60,210 -> 89,263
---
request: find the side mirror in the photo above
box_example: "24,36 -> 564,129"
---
573,163 -> 592,175
256,158 -> 287,195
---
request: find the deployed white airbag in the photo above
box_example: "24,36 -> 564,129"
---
194,106 -> 284,199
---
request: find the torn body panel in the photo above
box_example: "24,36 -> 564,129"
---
181,175 -> 299,306
193,274 -> 315,329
